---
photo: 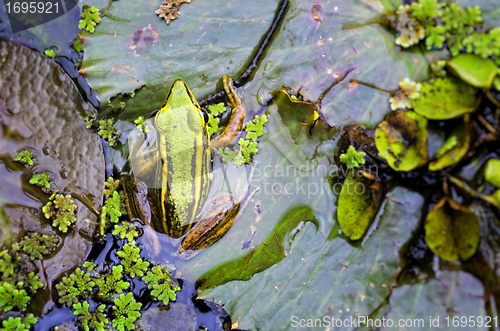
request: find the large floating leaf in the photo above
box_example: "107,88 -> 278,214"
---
448,53 -> 499,89
200,186 -> 424,331
197,206 -> 318,290
412,77 -> 478,120
379,271 -> 487,331
337,169 -> 382,240
375,110 -> 428,171
424,198 -> 480,262
0,39 -> 104,283
429,119 -> 470,171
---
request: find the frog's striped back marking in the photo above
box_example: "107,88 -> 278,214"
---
153,80 -> 211,237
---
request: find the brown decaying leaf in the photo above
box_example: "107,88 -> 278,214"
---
156,0 -> 192,24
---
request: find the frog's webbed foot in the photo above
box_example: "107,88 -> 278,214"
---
210,76 -> 246,149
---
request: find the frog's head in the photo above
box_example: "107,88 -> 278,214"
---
155,79 -> 205,134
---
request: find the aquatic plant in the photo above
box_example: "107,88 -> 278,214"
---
82,261 -> 97,272
116,242 -> 149,278
0,251 -> 19,278
112,293 -> 142,331
56,268 -> 95,306
79,6 -> 101,33
217,114 -> 268,166
44,49 -> 56,58
29,173 -> 51,191
340,145 -> 366,169
94,265 -> 130,300
142,265 -> 180,305
23,272 -> 43,292
0,282 -> 30,312
98,119 -> 121,146
42,193 -> 77,233
83,112 -> 97,129
133,117 -> 150,133
0,314 -> 37,331
18,233 -> 59,261
73,301 -> 108,331
13,150 -> 33,166
112,222 -> 139,242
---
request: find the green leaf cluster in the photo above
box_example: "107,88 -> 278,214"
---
98,119 -> 121,146
83,112 -> 96,129
73,301 -> 108,331
142,265 -> 180,305
112,293 -> 142,331
55,268 -> 95,306
79,6 -> 101,33
217,114 -> 267,166
0,251 -> 19,278
18,233 -> 59,261
95,265 -> 130,300
339,145 -> 366,169
0,282 -> 30,312
394,0 -> 493,59
42,193 -> 77,233
133,116 -> 150,133
116,242 -> 149,278
0,314 -> 37,331
29,173 -> 51,190
100,191 -> 122,235
112,222 -> 139,242
13,150 -> 33,166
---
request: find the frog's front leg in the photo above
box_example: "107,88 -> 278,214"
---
211,76 -> 246,149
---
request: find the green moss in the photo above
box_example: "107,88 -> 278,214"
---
142,265 -> 180,305
55,268 -> 95,306
42,193 -> 77,233
112,222 -> 139,242
95,265 -> 130,300
112,293 -> 142,331
73,301 -> 108,331
117,242 -> 149,278
13,150 -> 34,166
340,145 -> 366,169
0,282 -> 30,312
0,314 -> 37,331
133,117 -> 150,133
98,119 -> 121,146
79,6 -> 101,33
19,233 -> 59,261
29,173 -> 51,190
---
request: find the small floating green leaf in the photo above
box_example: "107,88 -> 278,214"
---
375,110 -> 428,171
429,120 -> 470,171
44,49 -> 56,58
447,54 -> 498,89
424,198 -> 479,261
412,77 -> 478,120
485,158 -> 500,188
337,169 -> 382,240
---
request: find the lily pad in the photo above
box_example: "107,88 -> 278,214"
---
337,169 -> 382,240
428,119 -> 470,171
196,206 -> 319,290
375,110 -> 428,171
412,77 -> 478,120
447,53 -> 499,89
0,39 -> 104,285
379,271 -> 487,331
484,158 -> 500,188
199,186 -> 424,330
424,198 -> 480,262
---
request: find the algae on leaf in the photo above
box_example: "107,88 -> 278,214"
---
375,110 -> 428,171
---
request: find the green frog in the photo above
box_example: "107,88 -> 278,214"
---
123,76 -> 251,259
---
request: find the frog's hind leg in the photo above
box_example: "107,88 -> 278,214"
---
210,76 -> 246,149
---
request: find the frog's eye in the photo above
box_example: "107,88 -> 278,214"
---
201,108 -> 210,124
